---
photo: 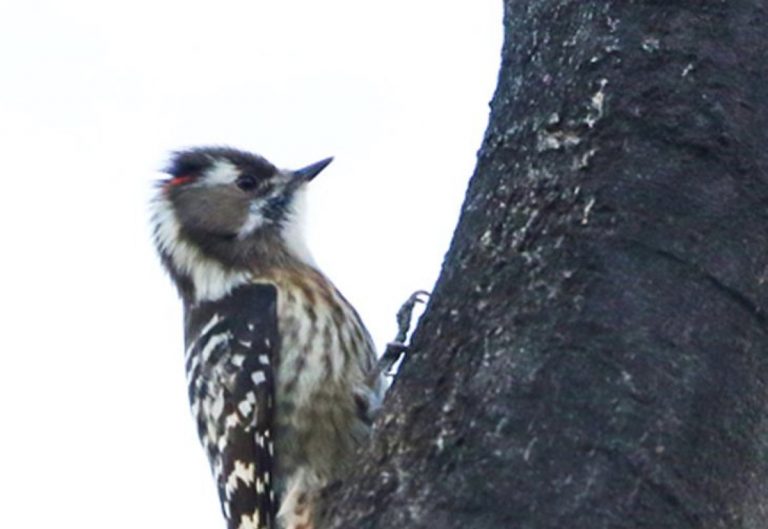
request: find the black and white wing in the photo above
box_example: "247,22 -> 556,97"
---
184,284 -> 279,529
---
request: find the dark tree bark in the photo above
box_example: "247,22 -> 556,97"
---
323,1 -> 768,528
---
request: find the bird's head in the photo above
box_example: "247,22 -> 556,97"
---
150,147 -> 332,299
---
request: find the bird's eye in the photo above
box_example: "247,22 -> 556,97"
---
236,176 -> 258,191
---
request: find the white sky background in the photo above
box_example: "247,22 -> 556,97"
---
0,1 -> 501,526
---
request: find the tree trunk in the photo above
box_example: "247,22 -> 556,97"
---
323,1 -> 768,528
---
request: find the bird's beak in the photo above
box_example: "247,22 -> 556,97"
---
293,157 -> 334,182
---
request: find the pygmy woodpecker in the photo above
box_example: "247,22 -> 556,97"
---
150,147 -> 383,529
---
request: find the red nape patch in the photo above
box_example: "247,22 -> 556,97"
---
168,175 -> 194,187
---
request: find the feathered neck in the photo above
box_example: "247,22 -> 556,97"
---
150,190 -> 316,305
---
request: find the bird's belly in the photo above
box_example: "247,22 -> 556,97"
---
272,295 -> 375,491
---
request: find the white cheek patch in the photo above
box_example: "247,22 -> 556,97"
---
236,177 -> 290,240
237,202 -> 267,239
205,159 -> 239,186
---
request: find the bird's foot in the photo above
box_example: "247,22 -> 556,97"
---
372,290 -> 429,380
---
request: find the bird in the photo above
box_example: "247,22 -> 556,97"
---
150,146 -> 383,529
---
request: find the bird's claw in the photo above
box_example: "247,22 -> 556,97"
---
394,290 -> 430,344
372,290 -> 430,381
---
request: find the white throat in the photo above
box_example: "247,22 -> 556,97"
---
280,187 -> 316,267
